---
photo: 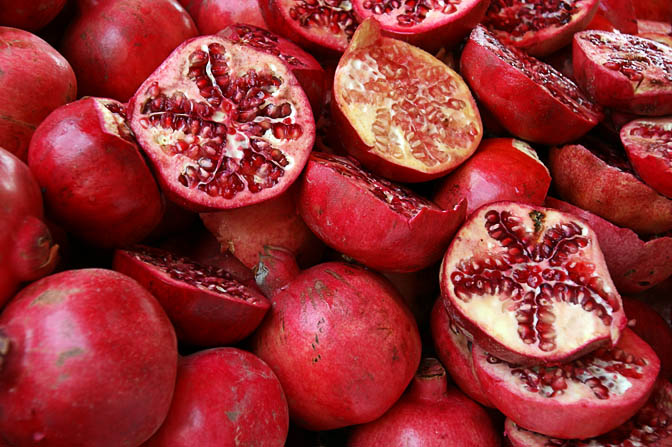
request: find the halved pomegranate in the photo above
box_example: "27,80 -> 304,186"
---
298,152 -> 465,272
332,18 -> 483,182
573,30 -> 672,116
113,245 -> 270,347
351,0 -> 489,52
440,201 -> 627,365
127,35 -> 316,212
460,25 -> 603,146
621,116 -> 672,199
483,0 -> 600,57
474,329 -> 660,439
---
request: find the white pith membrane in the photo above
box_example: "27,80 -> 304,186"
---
623,118 -> 672,165
132,37 -> 314,206
444,203 -> 623,361
97,99 -> 133,141
358,0 -> 470,29
336,38 -> 481,174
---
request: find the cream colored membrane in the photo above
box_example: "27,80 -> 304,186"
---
512,139 -> 550,175
337,43 -> 479,173
99,100 -> 126,137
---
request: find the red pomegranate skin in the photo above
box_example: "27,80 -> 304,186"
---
0,268 -> 178,447
0,0 -> 67,31
61,0 -> 197,102
0,27 -> 76,161
144,348 -> 288,447
623,297 -> 672,380
347,358 -> 502,447
252,261 -> 422,431
186,0 -> 268,34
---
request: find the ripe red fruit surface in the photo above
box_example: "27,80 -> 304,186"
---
0,0 -> 66,31
181,0 -> 268,34
623,297 -> 672,380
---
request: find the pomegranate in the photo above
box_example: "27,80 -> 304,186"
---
113,245 -> 270,347
0,0 -> 66,31
28,97 -> 164,248
483,0 -> 600,57
573,30 -> 672,116
251,260 -> 421,430
298,152 -> 466,272
434,138 -> 552,217
548,142 -> 672,235
430,299 -> 495,407
623,297 -> 672,380
181,0 -> 268,34
440,201 -> 627,366
460,26 -> 603,146
351,0 -> 489,53
347,357 -> 502,446
253,246 -> 302,297
0,27 -> 76,161
0,148 -> 58,307
474,329 -> 660,439
632,0 -> 672,21
545,197 -> 672,294
621,116 -> 672,199
127,34 -> 316,212
201,183 -> 324,269
504,380 -> 672,446
332,18 -> 483,183
61,0 -> 197,103
144,348 -> 288,447
637,18 -> 672,35
596,0 -> 638,34
0,268 -> 177,447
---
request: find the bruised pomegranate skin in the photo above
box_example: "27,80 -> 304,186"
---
183,0 -> 268,34
440,201 -> 627,366
113,245 -> 270,347
144,348 -> 288,447
623,298 -> 672,380
251,261 -> 421,431
0,27 -> 76,161
347,358 -> 502,447
0,269 -> 178,447
0,0 -> 66,31
28,97 -> 164,248
61,0 -> 197,102
460,26 -> 603,146
298,152 -> 466,272
127,35 -> 316,212
0,148 -> 58,308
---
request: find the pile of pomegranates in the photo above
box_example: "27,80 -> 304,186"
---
0,0 -> 671,445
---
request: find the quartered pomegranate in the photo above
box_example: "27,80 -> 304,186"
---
504,380 -> 672,446
460,26 -> 603,146
332,18 -> 483,182
298,152 -> 466,272
351,0 -> 489,52
573,30 -> 672,116
113,245 -> 270,347
621,116 -> 672,199
127,35 -> 315,212
483,0 -> 600,56
474,329 -> 660,439
440,202 -> 627,366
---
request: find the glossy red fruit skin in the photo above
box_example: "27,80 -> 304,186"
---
545,197 -> 672,293
623,297 -> 672,380
28,97 -> 164,248
597,0 -> 639,33
347,358 -> 502,447
183,0 -> 267,34
144,348 -> 288,447
621,117 -> 672,198
0,148 -> 58,307
113,246 -> 270,347
298,152 -> 466,273
252,261 -> 422,431
474,329 -> 660,439
632,0 -> 672,21
60,0 -> 197,102
430,299 -> 494,407
0,268 -> 178,447
434,138 -> 551,217
460,25 -> 603,145
0,0 -> 67,31
0,27 -> 76,161
548,143 -> 672,235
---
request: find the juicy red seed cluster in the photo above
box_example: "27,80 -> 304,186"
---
484,0 -> 577,37
289,0 -> 358,37
629,123 -> 672,160
128,246 -> 260,303
362,0 -> 462,27
225,24 -> 305,67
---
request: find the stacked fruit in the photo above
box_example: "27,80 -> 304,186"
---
1,0 -> 672,445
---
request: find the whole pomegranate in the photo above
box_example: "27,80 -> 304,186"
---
0,268 -> 178,447
181,0 -> 268,34
0,0 -> 67,31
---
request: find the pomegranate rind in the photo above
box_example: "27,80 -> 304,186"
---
298,152 -> 466,272
573,30 -> 672,116
474,329 -> 660,439
548,143 -> 672,235
621,116 -> 672,199
460,25 -> 603,146
127,35 -> 315,212
623,298 -> 672,380
440,201 -> 627,366
332,18 -> 483,183
597,0 -> 639,34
